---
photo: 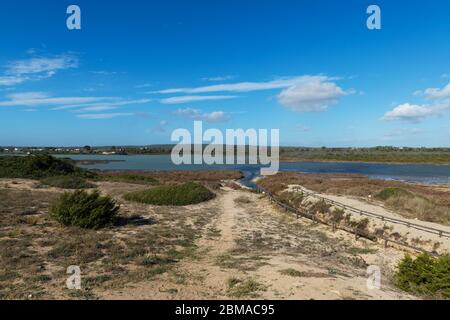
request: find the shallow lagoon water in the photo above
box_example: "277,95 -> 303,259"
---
54,154 -> 450,188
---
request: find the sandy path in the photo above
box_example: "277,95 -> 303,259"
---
102,188 -> 415,300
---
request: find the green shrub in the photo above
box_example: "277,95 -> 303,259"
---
375,188 -> 412,201
124,182 -> 215,206
51,190 -> 119,229
394,253 -> 450,298
40,176 -> 95,189
0,154 -> 95,179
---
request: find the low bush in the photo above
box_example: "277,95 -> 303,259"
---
40,176 -> 95,189
51,190 -> 119,229
0,154 -> 95,179
394,253 -> 450,298
309,200 -> 331,214
375,188 -> 412,201
124,182 -> 215,206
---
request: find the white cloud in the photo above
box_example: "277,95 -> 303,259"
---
0,54 -> 79,86
382,103 -> 447,122
156,75 -> 350,112
160,95 -> 236,104
0,92 -> 117,108
0,76 -> 25,86
277,77 -> 348,112
201,75 -> 236,82
53,98 -> 152,111
156,76 -> 321,94
0,92 -> 152,114
172,108 -> 230,123
6,55 -> 78,76
90,71 -> 117,75
421,83 -> 450,100
77,113 -> 134,120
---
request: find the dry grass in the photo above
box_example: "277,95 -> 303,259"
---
258,172 -> 450,225
0,176 -> 221,299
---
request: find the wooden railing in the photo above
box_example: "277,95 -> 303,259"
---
254,185 -> 447,255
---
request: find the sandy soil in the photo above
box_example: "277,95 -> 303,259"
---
289,185 -> 450,254
101,188 -> 415,300
0,178 -> 421,300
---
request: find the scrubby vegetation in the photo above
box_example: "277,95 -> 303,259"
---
280,147 -> 450,164
394,253 -> 450,298
375,187 -> 412,200
51,190 -> 119,229
40,176 -> 95,189
258,172 -> 450,225
101,173 -> 159,185
124,182 -> 215,206
0,154 -> 95,179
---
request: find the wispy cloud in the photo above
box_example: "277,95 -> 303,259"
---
53,98 -> 152,111
201,75 -> 236,82
155,75 -> 350,112
0,92 -> 115,108
155,75 -> 343,93
155,76 -> 312,94
172,108 -> 230,123
77,113 -> 134,120
160,95 -> 236,104
0,76 -> 25,86
0,92 -> 153,114
6,55 -> 78,76
0,53 -> 79,86
90,71 -> 117,76
420,83 -> 450,100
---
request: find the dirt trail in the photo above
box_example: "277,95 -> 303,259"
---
103,188 -> 415,300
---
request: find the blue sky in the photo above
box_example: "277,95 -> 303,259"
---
1,0 -> 450,147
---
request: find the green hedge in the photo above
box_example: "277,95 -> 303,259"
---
124,182 -> 215,206
51,190 -> 119,229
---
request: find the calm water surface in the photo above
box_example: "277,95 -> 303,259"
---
54,154 -> 450,188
